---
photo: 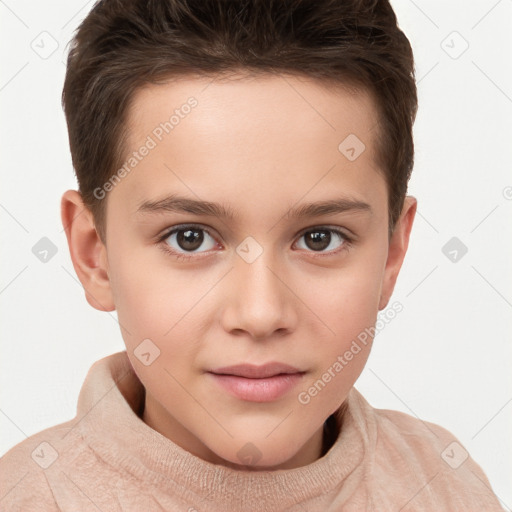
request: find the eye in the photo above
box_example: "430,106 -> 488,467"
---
294,227 -> 351,256
157,224 -> 352,261
158,224 -> 218,260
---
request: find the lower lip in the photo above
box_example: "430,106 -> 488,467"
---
208,372 -> 305,402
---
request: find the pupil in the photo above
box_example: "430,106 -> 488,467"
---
175,229 -> 331,252
178,229 -> 203,251
306,230 -> 330,251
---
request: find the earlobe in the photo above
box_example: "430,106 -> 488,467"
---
378,196 -> 417,310
60,190 -> 115,312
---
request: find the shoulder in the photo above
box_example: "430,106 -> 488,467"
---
0,419 -> 78,511
348,389 -> 504,510
0,352 -> 133,511
373,404 -> 478,472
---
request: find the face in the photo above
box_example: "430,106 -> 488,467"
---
63,73 -> 416,470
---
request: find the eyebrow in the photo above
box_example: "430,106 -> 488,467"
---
136,194 -> 372,220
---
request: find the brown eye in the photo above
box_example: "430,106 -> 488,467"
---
295,227 -> 349,254
162,225 -> 217,256
176,228 -> 204,251
304,230 -> 331,251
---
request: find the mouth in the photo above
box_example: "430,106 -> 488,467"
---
207,363 -> 306,402
209,362 -> 303,379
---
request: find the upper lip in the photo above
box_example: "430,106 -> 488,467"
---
209,363 -> 304,379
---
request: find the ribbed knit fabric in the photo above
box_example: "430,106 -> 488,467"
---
0,351 -> 504,511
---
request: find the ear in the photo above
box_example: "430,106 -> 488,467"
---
61,190 -> 115,312
378,196 -> 417,310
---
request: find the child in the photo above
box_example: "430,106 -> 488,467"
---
0,0 -> 504,510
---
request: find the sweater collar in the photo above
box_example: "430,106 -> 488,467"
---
78,351 -> 373,510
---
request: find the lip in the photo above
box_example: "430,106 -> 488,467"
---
210,362 -> 303,378
207,363 -> 305,402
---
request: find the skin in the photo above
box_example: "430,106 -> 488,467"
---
61,72 -> 416,471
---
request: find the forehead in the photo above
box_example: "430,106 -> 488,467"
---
125,72 -> 379,154
112,72 -> 386,222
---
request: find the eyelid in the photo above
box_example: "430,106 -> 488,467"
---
158,223 -> 354,242
292,225 -> 353,258
157,223 -> 354,259
295,223 -> 355,241
157,223 -> 217,241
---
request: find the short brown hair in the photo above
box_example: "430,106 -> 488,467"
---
62,0 -> 417,242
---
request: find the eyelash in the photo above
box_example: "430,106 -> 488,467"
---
156,224 -> 353,261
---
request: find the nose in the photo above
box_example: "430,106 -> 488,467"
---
221,249 -> 297,341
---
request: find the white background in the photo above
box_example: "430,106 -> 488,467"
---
1,0 -> 511,509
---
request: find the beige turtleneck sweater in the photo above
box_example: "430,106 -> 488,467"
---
0,351 -> 504,511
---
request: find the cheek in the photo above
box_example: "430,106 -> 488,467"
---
109,258 -> 203,396
308,252 -> 385,336
295,251 -> 386,409
108,246 -> 198,347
